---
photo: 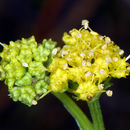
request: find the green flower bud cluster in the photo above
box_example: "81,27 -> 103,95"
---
0,36 -> 57,106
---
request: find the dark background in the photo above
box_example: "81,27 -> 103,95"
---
0,0 -> 130,130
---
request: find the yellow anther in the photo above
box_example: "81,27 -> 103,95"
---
105,57 -> 112,63
99,36 -> 104,40
127,66 -> 130,70
86,62 -> 91,67
105,37 -> 111,43
102,44 -> 107,49
77,33 -> 82,38
66,58 -> 72,61
80,53 -> 86,58
52,47 -> 60,55
22,62 -> 28,67
100,69 -> 105,74
61,51 -> 68,57
52,48 -> 58,55
63,63 -> 68,70
85,72 -> 91,77
106,90 -> 113,97
32,100 -> 37,105
82,60 -> 86,66
88,51 -> 94,57
82,20 -> 89,29
98,84 -> 104,90
113,57 -> 118,62
119,50 -> 124,55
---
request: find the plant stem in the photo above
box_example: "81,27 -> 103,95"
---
87,78 -> 112,130
53,93 -> 94,130
88,100 -> 105,130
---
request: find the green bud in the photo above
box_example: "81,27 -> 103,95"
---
15,72 -> 32,86
42,39 -> 57,50
4,59 -> 25,79
29,61 -> 46,79
0,72 -> 6,80
11,59 -> 25,79
9,41 -> 18,47
34,80 -> 48,95
2,53 -> 11,62
9,41 -> 19,57
15,67 -> 25,80
0,60 -> 8,68
38,45 -> 50,56
0,66 -> 6,80
13,40 -> 21,48
22,36 -> 37,47
44,76 -> 50,84
5,78 -> 15,88
17,47 -> 32,64
4,64 -> 15,79
32,45 -> 50,62
9,86 -> 36,106
33,53 -> 48,63
9,87 -> 21,101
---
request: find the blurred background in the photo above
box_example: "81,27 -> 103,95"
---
0,0 -> 130,130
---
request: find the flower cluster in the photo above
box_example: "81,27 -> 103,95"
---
0,20 -> 129,106
48,20 -> 130,101
0,36 -> 57,106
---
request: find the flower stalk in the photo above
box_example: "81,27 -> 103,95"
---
88,100 -> 105,130
87,78 -> 112,130
53,92 -> 94,130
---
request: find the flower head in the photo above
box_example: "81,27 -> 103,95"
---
48,20 -> 130,101
0,36 -> 57,106
0,20 -> 129,105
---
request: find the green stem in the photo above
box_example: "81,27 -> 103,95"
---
88,100 -> 105,130
87,78 -> 112,130
53,93 -> 94,130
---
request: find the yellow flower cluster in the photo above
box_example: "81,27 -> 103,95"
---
48,20 -> 130,101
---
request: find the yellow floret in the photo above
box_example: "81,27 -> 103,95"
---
48,57 -> 68,72
110,57 -> 129,78
49,69 -> 68,92
74,81 -> 100,101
